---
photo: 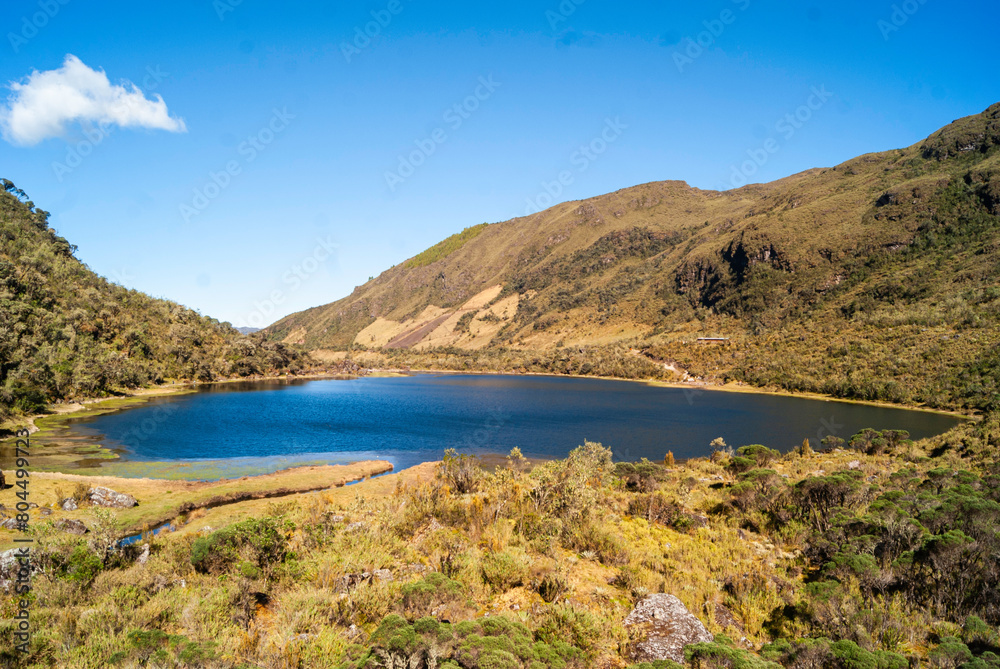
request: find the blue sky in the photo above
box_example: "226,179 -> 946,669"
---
1,0 -> 998,328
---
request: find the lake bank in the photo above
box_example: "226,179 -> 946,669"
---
0,459 -> 396,552
30,374 -> 964,480
1,367 -> 972,479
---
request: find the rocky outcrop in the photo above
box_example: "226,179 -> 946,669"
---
88,487 -> 138,508
60,498 -> 78,511
334,569 -> 394,592
721,233 -> 792,282
675,258 -> 727,307
624,594 -> 714,664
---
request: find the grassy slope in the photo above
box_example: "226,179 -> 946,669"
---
5,424 -> 998,668
267,103 -> 1000,412
0,183 -> 308,425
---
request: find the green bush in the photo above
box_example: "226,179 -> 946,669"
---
615,459 -> 666,492
686,637 -> 783,669
61,543 -> 103,584
533,603 -> 603,654
481,549 -> 530,592
736,445 -> 781,468
190,517 -> 289,575
400,572 -> 471,620
345,614 -> 582,669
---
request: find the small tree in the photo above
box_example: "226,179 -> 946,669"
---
440,449 -> 482,494
89,508 -> 122,564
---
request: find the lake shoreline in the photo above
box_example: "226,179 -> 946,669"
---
4,365 -> 970,478
0,460 -> 397,552
382,366 -> 976,421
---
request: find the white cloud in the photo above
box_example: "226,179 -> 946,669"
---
0,54 -> 186,146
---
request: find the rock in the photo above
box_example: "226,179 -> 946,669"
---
714,602 -> 745,633
335,573 -> 373,592
0,518 -> 24,530
39,508 -> 52,516
373,569 -> 393,582
624,594 -> 714,664
0,548 -> 37,592
60,498 -> 78,511
848,460 -> 861,470
137,543 -> 150,565
56,519 -> 88,535
344,521 -> 366,533
88,487 -> 138,509
402,563 -> 429,575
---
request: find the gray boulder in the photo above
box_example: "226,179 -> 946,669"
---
88,487 -> 138,508
56,519 -> 88,535
0,548 -> 37,592
624,594 -> 714,664
60,498 -> 78,511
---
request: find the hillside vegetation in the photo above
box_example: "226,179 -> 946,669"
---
4,419 -> 999,668
0,182 -> 306,425
268,103 -> 1000,412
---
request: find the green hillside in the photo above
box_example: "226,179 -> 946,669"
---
0,181 -> 306,425
268,103 -> 1000,412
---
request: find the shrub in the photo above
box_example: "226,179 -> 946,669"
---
346,614 -> 583,669
190,517 -> 289,575
481,549 -> 530,592
736,445 -> 781,468
534,568 -> 570,604
730,469 -> 787,516
627,493 -> 706,532
830,640 -> 908,669
686,637 -> 783,669
615,459 -> 665,492
440,448 -> 483,494
563,520 -> 630,565
62,543 -> 102,584
534,603 -> 604,654
400,572 -> 471,620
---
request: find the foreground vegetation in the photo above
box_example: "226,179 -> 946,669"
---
3,416 -> 998,668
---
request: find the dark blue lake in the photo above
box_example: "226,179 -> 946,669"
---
64,374 -> 964,479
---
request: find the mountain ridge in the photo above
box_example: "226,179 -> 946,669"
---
267,102 -> 1000,412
